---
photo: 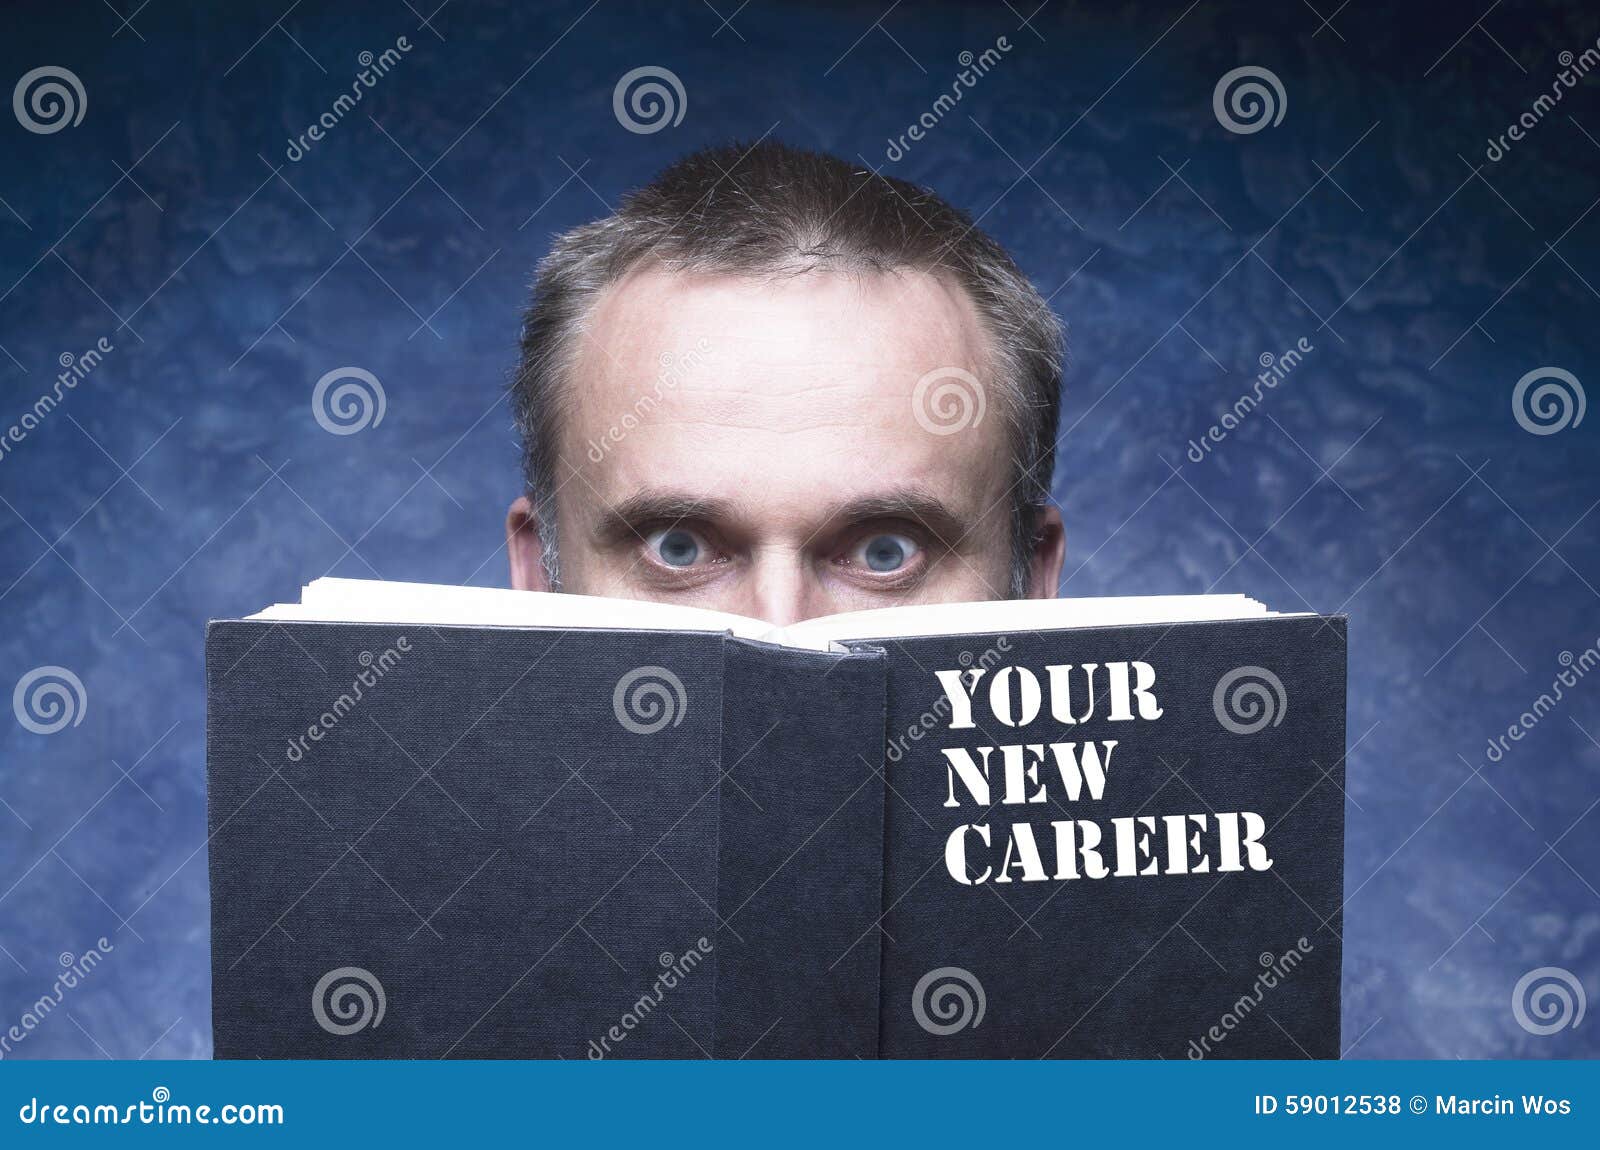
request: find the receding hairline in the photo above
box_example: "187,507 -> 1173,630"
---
552,258 -> 1018,437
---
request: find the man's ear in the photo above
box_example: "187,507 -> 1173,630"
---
1027,504 -> 1066,599
507,495 -> 553,592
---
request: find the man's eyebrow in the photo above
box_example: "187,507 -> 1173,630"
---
822,489 -> 972,544
593,491 -> 736,543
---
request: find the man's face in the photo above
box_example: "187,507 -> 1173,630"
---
508,267 -> 1063,624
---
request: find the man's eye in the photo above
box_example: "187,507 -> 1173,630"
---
852,533 -> 920,573
647,527 -> 707,567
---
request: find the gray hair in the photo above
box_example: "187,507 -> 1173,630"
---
511,139 -> 1064,597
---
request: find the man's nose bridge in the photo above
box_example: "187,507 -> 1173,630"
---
747,546 -> 812,626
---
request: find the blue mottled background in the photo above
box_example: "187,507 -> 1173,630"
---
1,0 -> 1597,1060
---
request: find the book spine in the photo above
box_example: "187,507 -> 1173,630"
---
711,638 -> 888,1058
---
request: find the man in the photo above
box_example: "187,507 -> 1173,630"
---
507,140 -> 1065,624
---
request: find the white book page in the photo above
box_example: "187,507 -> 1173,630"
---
246,579 -> 1301,651
249,578 -> 775,640
770,593 -> 1296,649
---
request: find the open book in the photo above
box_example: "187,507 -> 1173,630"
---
207,579 -> 1346,1059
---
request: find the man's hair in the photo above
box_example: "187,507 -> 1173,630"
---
511,139 -> 1064,597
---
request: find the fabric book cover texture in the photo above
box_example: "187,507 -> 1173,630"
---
205,612 -> 1345,1059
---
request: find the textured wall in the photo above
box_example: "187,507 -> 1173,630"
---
0,0 -> 1597,1059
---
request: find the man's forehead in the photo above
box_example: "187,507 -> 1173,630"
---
580,265 -> 987,382
555,264 -> 1012,521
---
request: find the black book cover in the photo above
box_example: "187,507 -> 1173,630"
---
206,611 -> 1345,1059
206,622 -> 884,1058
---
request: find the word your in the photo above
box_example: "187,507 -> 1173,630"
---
285,37 -> 413,162
586,938 -> 712,1059
931,661 -> 1273,885
1187,337 -> 1312,463
1,939 -> 114,1059
1186,938 -> 1313,1058
935,660 -> 1164,730
284,639 -> 410,762
1486,37 -> 1600,163
885,37 -> 1012,162
0,338 -> 113,464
